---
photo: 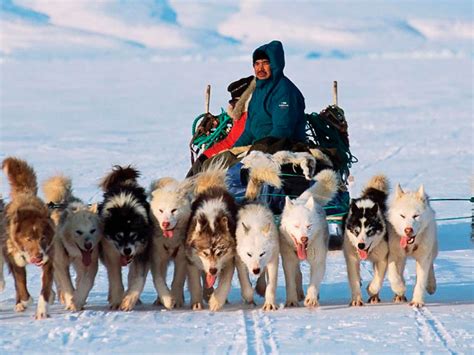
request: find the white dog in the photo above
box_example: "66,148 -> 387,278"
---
149,177 -> 192,309
279,169 -> 338,307
43,175 -> 102,311
235,203 -> 279,311
387,184 -> 438,307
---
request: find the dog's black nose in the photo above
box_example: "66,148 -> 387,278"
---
252,268 -> 261,275
84,241 -> 92,250
209,267 -> 218,275
124,247 -> 132,256
357,243 -> 366,250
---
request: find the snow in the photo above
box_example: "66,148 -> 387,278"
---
0,0 -> 473,353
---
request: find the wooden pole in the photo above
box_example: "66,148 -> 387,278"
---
205,84 -> 211,113
333,81 -> 338,107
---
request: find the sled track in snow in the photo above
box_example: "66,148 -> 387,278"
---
413,306 -> 457,354
241,309 -> 279,354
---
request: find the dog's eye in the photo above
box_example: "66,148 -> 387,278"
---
367,229 -> 374,236
294,224 -> 300,229
159,209 -> 164,213
306,224 -> 312,230
413,214 -> 419,220
400,214 -> 405,219
203,251 -> 209,257
171,209 -> 177,214
215,250 -> 222,256
90,229 -> 96,234
76,230 -> 83,236
247,252 -> 252,257
259,252 -> 265,257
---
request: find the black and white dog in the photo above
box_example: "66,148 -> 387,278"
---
343,175 -> 390,306
99,165 -> 154,311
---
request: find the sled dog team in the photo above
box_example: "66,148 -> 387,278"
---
0,156 -> 437,319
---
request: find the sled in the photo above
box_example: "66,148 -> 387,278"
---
189,82 -> 357,248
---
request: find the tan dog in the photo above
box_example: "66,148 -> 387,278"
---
2,157 -> 55,319
43,175 -> 102,311
149,177 -> 192,309
0,197 -> 5,291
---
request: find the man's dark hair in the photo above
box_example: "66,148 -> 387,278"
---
253,49 -> 269,64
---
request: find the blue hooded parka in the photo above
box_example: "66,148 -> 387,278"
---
234,40 -> 306,146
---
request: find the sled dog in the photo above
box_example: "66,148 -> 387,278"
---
2,157 -> 55,319
235,203 -> 279,310
343,175 -> 390,306
0,197 -> 5,291
279,169 -> 338,307
185,163 -> 238,311
43,175 -> 102,311
149,177 -> 193,309
99,165 -> 154,311
387,184 -> 438,307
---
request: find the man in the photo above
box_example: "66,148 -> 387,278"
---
234,40 -> 306,147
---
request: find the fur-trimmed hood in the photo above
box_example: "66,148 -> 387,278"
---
227,78 -> 256,121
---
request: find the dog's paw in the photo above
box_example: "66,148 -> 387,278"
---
304,296 -> 319,308
297,290 -> 305,302
244,299 -> 256,306
171,291 -> 185,308
153,297 -> 162,306
368,295 -> 381,304
120,295 -> 138,312
409,300 -> 425,308
191,302 -> 202,311
35,310 -> 50,320
15,297 -> 33,312
262,302 -> 278,311
65,302 -> 78,312
393,295 -> 408,303
285,299 -> 299,308
161,295 -> 176,310
208,295 -> 225,312
350,296 -> 364,307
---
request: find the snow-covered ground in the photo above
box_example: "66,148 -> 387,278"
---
0,0 -> 473,353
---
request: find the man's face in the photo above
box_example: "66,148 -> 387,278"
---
254,59 -> 271,80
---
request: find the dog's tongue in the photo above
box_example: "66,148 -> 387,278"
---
358,249 -> 368,260
206,273 -> 217,288
296,243 -> 307,260
400,236 -> 409,248
120,255 -> 129,267
30,258 -> 43,267
81,249 -> 92,266
163,229 -> 174,238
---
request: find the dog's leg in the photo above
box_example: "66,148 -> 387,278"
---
296,264 -> 305,302
74,257 -> 99,310
426,263 -> 436,295
281,241 -> 300,307
170,250 -> 187,308
36,260 -> 54,320
387,252 -> 407,303
187,263 -> 203,310
0,252 -> 5,292
305,250 -> 326,308
53,244 -> 76,310
255,272 -> 267,298
262,252 -> 279,311
235,256 -> 254,305
344,247 -> 363,306
120,259 -> 149,311
410,256 -> 432,307
209,259 -> 235,311
101,242 -> 124,310
10,262 -> 33,312
151,253 -> 175,310
367,256 -> 388,304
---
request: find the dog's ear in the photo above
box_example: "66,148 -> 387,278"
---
395,184 -> 404,199
305,196 -> 315,210
284,196 -> 293,208
58,209 -> 69,226
242,222 -> 250,234
89,203 -> 99,214
219,216 -> 228,231
261,223 -> 271,235
416,185 -> 426,201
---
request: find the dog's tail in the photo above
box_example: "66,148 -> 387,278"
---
360,174 -> 390,212
2,157 -> 38,199
301,169 -> 338,206
193,159 -> 228,195
241,151 -> 281,201
100,165 -> 140,192
42,175 -> 73,204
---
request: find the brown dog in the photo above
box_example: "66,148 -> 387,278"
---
2,157 -> 55,319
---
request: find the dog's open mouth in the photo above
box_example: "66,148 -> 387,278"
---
80,248 -> 93,267
400,235 -> 416,248
206,273 -> 217,288
120,255 -> 134,267
291,235 -> 308,260
162,227 -> 175,238
30,258 -> 44,267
